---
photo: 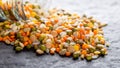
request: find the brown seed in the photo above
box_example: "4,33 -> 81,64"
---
67,45 -> 75,53
36,49 -> 44,54
51,30 -> 58,37
59,49 -> 67,56
30,35 -> 37,42
45,43 -> 52,49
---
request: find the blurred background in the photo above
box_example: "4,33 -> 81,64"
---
0,0 -> 120,68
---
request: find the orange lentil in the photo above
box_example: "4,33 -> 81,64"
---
93,29 -> 98,35
0,37 -> 3,41
24,42 -> 29,46
65,52 -> 71,57
82,43 -> 89,50
81,50 -> 87,55
56,48 -> 60,53
56,29 -> 63,34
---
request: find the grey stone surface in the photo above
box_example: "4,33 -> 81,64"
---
0,0 -> 120,68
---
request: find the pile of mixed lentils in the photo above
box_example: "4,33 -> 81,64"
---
0,2 -> 110,61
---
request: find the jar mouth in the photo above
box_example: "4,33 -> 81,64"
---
0,7 -> 7,19
0,0 -> 51,21
0,0 -> 27,21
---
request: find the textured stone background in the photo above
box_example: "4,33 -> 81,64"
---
0,0 -> 120,68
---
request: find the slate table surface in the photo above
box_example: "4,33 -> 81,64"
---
0,0 -> 120,68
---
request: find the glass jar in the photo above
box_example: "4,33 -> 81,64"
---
0,0 -> 50,21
